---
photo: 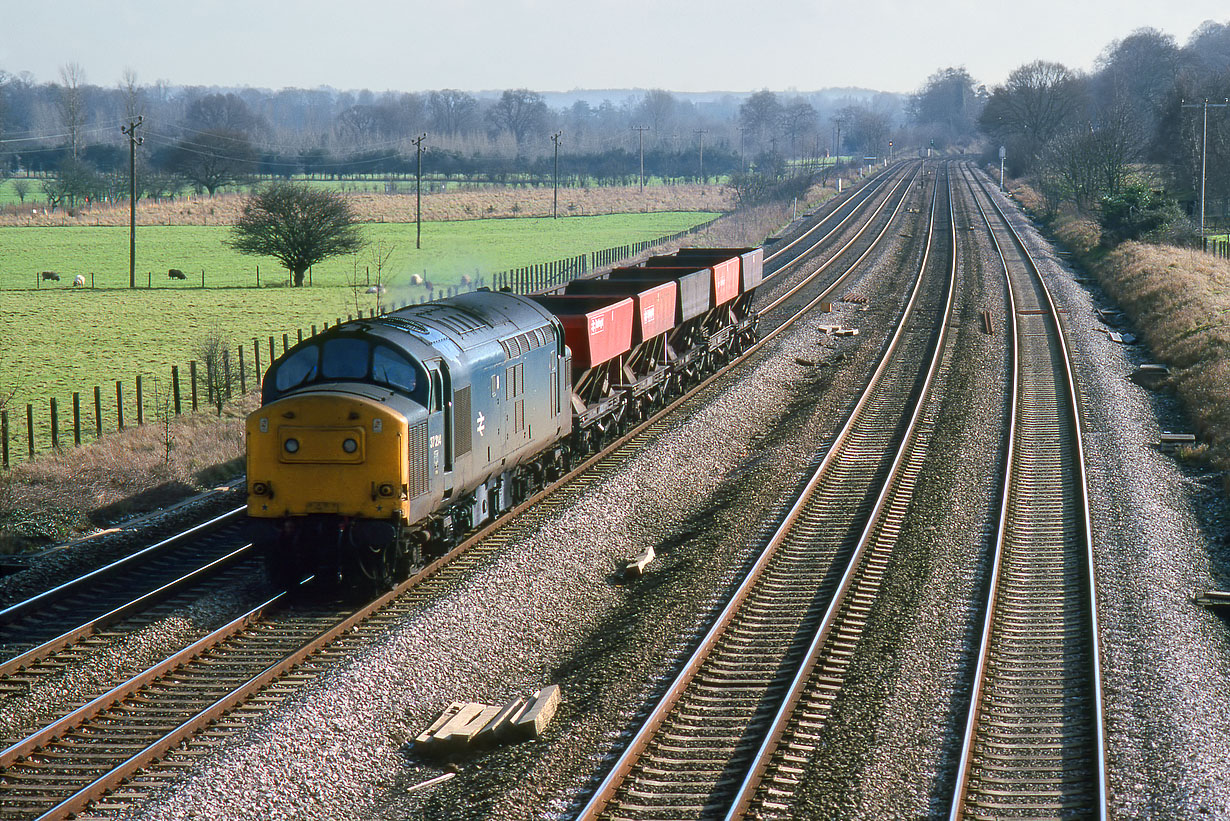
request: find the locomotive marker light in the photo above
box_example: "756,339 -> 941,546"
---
284,438 -> 300,453
343,438 -> 359,454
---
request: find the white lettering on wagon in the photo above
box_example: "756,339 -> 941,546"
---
590,315 -> 605,334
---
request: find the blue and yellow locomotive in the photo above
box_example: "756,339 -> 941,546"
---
246,290 -> 572,589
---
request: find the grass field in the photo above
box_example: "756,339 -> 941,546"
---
0,210 -> 717,454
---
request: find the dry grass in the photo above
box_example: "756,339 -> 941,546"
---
0,183 -> 734,228
1093,242 -> 1230,478
0,394 -> 255,550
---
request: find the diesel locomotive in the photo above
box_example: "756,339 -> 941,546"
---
246,247 -> 763,591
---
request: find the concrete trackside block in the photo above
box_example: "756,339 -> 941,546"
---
474,697 -> 527,744
432,702 -> 501,748
625,545 -> 656,578
1131,364 -> 1171,389
415,702 -> 467,745
510,685 -> 561,740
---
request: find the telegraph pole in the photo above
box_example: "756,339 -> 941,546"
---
551,131 -> 563,219
632,125 -> 650,193
411,133 -> 427,249
121,117 -> 143,289
1181,98 -> 1228,236
694,129 -> 707,183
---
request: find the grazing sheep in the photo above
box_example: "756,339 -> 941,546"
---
460,274 -> 472,287
365,285 -> 386,295
168,268 -> 186,280
409,273 -> 424,286
73,275 -> 85,287
41,271 -> 60,281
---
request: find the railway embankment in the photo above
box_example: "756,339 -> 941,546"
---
1010,181 -> 1230,490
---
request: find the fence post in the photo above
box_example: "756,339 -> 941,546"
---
297,329 -> 303,344
206,358 -> 215,405
239,346 -> 247,394
190,361 -> 199,412
26,404 -> 34,457
312,324 -> 318,337
73,392 -> 81,446
50,398 -> 59,450
116,381 -> 124,430
223,350 -> 232,400
173,365 -> 182,414
1,410 -> 8,469
282,333 -> 289,353
136,374 -> 144,426
254,338 -> 262,386
94,386 -> 102,437
270,336 -> 277,361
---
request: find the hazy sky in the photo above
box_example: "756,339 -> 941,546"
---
2,0 -> 1226,95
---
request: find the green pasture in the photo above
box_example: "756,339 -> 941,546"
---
0,211 -> 717,454
0,178 -> 47,207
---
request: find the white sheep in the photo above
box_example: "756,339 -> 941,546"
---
409,273 -> 424,286
366,284 -> 387,294
73,275 -> 85,287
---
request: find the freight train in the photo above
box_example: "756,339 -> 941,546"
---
245,247 -> 764,591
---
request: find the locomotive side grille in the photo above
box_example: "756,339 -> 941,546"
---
455,386 -> 472,457
515,399 -> 524,433
408,421 -> 429,497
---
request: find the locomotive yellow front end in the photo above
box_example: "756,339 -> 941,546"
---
246,392 -> 411,588
247,393 -> 409,520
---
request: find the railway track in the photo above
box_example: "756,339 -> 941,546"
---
577,163 -> 955,819
947,164 -> 1106,819
0,163 -> 920,820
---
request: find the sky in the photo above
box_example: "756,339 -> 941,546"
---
1,0 -> 1227,96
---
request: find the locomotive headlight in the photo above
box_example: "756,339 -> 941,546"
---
342,438 -> 358,454
284,438 -> 300,454
378,482 -> 395,497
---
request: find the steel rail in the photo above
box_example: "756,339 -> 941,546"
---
0,506 -> 246,627
576,162 -> 942,819
725,163 -> 957,819
947,163 -> 1106,820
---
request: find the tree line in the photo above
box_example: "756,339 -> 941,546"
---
907,19 -> 1230,239
0,66 -> 906,208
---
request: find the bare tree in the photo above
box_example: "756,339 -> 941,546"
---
58,62 -> 87,159
11,179 -> 29,203
486,89 -> 548,147
120,67 -> 143,121
428,89 -> 478,136
740,90 -> 782,155
980,60 -> 1087,171
637,90 -> 677,136
195,330 -> 242,416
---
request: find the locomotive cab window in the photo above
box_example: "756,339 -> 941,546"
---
274,346 -> 319,392
321,338 -> 369,380
373,346 -> 416,393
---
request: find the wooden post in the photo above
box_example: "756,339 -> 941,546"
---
239,346 -> 247,394
202,268 -> 206,287
206,358 -> 215,404
312,324 -> 318,337
256,264 -> 260,287
26,404 -> 34,457
253,339 -> 262,388
50,398 -> 59,449
282,333 -> 289,353
190,361 -> 199,411
73,392 -> 81,445
269,336 -> 276,362
136,374 -> 144,425
223,349 -> 233,399
116,381 -> 124,430
1,410 -> 8,468
94,386 -> 102,436
297,329 -> 303,344
172,365 -> 182,414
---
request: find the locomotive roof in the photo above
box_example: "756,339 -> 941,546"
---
375,289 -> 557,355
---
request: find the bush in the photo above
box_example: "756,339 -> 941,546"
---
1099,184 -> 1183,245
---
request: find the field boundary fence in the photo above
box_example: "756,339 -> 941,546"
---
2,216 -> 720,468
1201,235 -> 1229,259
